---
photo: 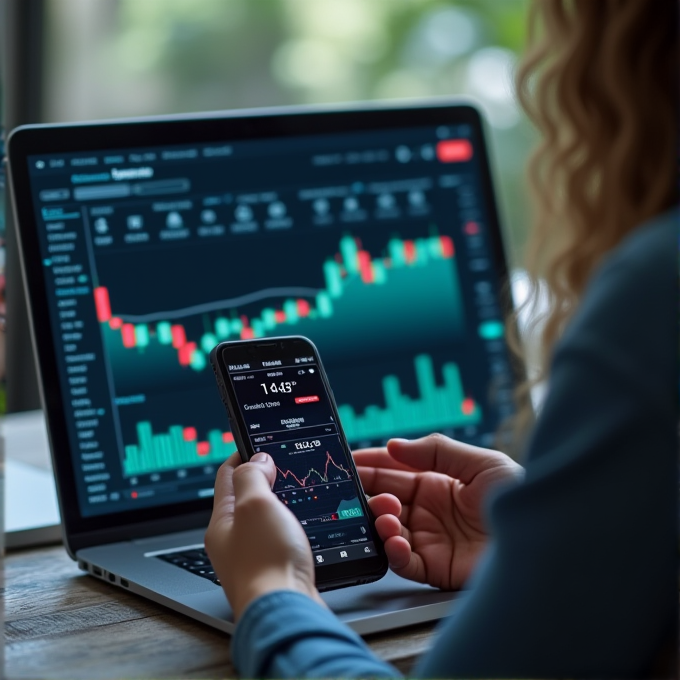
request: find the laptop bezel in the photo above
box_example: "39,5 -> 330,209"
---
7,99 -> 517,556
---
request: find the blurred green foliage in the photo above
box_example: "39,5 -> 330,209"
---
73,0 -> 529,110
45,0 -> 533,260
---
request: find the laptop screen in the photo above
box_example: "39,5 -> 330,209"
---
20,111 -> 515,519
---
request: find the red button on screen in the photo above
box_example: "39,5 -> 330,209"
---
436,139 -> 473,163
295,395 -> 320,404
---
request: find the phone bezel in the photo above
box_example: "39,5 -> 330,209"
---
210,335 -> 389,590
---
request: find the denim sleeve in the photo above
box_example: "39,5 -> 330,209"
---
232,590 -> 402,679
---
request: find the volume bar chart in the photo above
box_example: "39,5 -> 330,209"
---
124,422 -> 236,476
122,353 -> 478,477
338,354 -> 480,441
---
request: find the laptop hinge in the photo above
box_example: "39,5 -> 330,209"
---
67,510 -> 211,556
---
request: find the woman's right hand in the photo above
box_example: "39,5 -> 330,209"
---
354,434 -> 523,590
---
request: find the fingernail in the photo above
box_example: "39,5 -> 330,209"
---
388,438 -> 409,444
251,452 -> 269,462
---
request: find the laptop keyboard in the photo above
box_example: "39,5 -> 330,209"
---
157,548 -> 220,586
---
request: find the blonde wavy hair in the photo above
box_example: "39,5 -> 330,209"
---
510,0 -> 679,433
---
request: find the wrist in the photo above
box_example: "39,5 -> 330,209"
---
228,570 -> 320,620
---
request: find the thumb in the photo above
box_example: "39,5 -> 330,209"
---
387,434 -> 503,484
232,453 -> 277,500
209,459 -> 237,525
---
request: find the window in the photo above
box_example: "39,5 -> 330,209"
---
43,0 -> 532,260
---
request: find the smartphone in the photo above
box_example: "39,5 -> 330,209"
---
210,335 -> 388,591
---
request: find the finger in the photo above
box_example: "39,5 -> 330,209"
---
383,536 -> 427,583
214,459 -> 234,507
249,452 -> 277,488
374,512 -> 408,543
387,435 -> 501,484
231,454 -> 277,501
382,535 -> 412,570
225,450 -> 242,469
367,493 -> 401,519
374,511 -> 414,546
370,499 -> 415,553
353,447 -> 418,472
205,461 -> 237,558
357,466 -> 418,502
209,451 -> 242,524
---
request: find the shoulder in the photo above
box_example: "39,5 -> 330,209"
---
584,207 -> 676,311
559,207 -> 678,369
601,207 -> 677,284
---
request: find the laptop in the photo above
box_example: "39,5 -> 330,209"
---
7,99 -> 518,635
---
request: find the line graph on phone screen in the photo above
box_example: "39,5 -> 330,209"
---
273,446 -> 363,523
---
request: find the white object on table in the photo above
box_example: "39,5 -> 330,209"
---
2,410 -> 61,548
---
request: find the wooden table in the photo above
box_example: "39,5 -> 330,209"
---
4,544 -> 439,679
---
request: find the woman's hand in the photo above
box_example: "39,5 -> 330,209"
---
205,452 -> 324,621
355,434 -> 523,591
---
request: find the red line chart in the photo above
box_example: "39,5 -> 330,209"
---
276,451 -> 352,488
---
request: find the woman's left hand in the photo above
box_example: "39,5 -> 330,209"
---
205,452 -> 324,621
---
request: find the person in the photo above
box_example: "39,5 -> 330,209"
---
205,0 -> 679,676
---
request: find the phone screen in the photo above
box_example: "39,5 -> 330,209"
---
215,337 -> 386,577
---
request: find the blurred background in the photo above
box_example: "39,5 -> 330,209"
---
1,0 -> 533,413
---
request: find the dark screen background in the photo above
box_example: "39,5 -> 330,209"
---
26,123 -> 515,516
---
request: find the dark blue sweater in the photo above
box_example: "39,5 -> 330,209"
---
232,208 -> 679,678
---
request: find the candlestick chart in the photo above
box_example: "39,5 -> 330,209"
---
103,230 -> 484,479
96,233 -> 466,394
